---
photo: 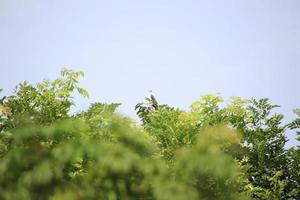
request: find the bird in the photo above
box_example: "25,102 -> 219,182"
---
147,90 -> 158,109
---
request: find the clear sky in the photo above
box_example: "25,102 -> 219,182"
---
1,0 -> 300,146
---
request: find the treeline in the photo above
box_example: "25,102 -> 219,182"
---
0,69 -> 299,200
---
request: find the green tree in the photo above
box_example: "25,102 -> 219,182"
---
1,68 -> 88,130
285,109 -> 300,199
1,69 -> 299,199
136,94 -> 299,199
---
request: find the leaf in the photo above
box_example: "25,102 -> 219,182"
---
293,108 -> 300,116
77,87 -> 89,98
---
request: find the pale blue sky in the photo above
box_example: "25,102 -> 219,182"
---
1,1 -> 300,145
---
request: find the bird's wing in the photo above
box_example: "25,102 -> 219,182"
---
150,94 -> 158,106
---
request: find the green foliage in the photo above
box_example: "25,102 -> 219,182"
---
0,117 -> 247,200
0,119 -> 157,199
1,68 -> 89,130
172,125 -> 247,200
136,94 -> 300,199
1,69 -> 300,199
285,109 -> 300,198
77,102 -> 122,141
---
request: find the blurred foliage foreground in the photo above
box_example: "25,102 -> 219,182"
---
0,69 -> 300,200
